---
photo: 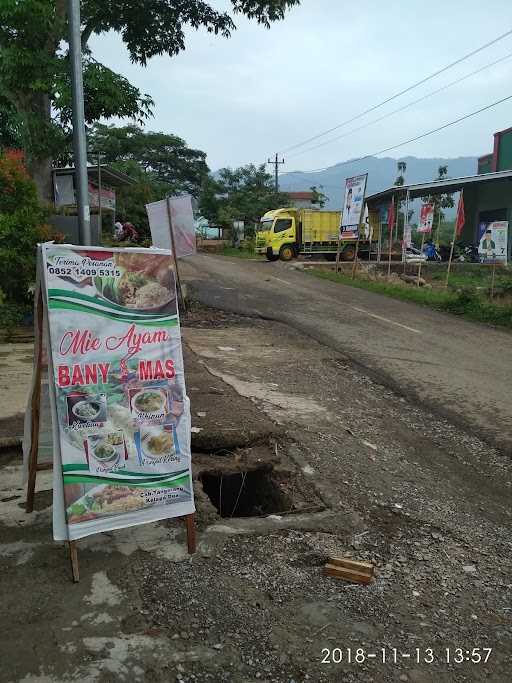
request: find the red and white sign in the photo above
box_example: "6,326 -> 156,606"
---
88,182 -> 116,211
418,204 -> 434,233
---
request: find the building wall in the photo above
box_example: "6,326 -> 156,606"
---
461,180 -> 512,257
477,155 -> 492,174
48,215 -> 102,246
497,128 -> 512,171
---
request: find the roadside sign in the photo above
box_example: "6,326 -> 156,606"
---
340,174 -> 368,239
40,244 -> 195,542
478,221 -> 508,264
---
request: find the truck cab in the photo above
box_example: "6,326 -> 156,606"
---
256,208 -> 298,261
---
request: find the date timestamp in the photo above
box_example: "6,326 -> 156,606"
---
321,647 -> 492,665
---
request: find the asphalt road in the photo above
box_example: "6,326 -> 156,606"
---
182,255 -> 512,454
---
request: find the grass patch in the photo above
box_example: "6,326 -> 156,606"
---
307,269 -> 512,329
221,247 -> 262,259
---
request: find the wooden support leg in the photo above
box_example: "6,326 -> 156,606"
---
185,513 -> 196,554
26,292 -> 44,514
69,541 -> 80,583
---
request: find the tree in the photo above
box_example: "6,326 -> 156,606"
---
199,164 -> 290,228
421,165 -> 455,242
393,160 -> 408,231
394,160 -> 407,187
0,150 -> 57,318
0,1 -> 300,200
88,124 -> 208,196
87,123 -> 209,239
310,185 -> 328,208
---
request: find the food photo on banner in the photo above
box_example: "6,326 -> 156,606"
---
477,221 -> 508,264
40,244 -> 195,541
340,174 -> 368,239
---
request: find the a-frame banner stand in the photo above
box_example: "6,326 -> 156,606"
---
24,244 -> 196,582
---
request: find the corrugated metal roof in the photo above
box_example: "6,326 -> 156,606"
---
366,169 -> 512,203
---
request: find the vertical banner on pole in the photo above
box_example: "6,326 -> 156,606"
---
40,244 -> 195,542
340,174 -> 368,274
387,196 -> 395,277
417,203 -> 434,284
446,191 -> 465,288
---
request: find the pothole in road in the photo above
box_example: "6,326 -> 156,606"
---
199,467 -> 292,518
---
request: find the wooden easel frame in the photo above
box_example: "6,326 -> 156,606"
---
166,197 -> 187,313
25,278 -> 196,583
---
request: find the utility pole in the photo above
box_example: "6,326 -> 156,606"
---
97,153 -> 102,240
267,153 -> 285,192
67,0 -> 91,245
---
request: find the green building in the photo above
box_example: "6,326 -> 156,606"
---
478,126 -> 512,174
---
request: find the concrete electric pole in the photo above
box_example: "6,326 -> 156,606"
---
267,153 -> 285,192
67,0 -> 91,245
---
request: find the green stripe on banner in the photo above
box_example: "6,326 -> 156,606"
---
49,297 -> 176,323
62,464 -> 189,479
48,288 -> 178,321
64,470 -> 186,484
63,473 -> 190,489
48,288 -> 135,313
49,299 -> 178,327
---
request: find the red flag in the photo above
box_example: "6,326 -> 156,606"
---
455,191 -> 465,237
387,199 -> 395,234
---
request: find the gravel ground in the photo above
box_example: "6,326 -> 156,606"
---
0,305 -> 510,682
137,309 -> 512,682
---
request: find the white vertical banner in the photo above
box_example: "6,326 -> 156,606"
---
147,195 -> 196,257
340,174 -> 368,239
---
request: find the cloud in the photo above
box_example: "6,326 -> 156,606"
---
89,0 -> 512,171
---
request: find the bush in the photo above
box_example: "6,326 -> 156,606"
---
0,149 -> 55,320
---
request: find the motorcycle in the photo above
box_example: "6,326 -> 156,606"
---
456,241 -> 480,263
423,241 -> 442,261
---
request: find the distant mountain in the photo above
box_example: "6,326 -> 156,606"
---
279,155 -> 478,210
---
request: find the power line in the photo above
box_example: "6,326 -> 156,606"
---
290,94 -> 512,175
287,51 -> 512,160
278,28 -> 512,155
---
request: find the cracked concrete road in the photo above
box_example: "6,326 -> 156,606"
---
181,254 -> 512,455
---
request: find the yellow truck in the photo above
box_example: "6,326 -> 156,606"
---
255,207 -> 376,261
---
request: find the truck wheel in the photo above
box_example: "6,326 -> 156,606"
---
342,245 -> 356,261
279,245 -> 295,261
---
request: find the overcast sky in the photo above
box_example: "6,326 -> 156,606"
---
90,0 -> 512,173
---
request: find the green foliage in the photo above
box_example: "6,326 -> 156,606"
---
310,185 -> 328,208
394,160 -> 406,187
0,0 -> 300,192
88,123 -> 209,239
200,164 -> 290,228
307,268 -> 512,330
89,124 -> 208,195
421,165 -> 455,233
0,150 -> 56,312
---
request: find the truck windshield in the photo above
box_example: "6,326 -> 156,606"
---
259,220 -> 273,232
273,219 -> 292,233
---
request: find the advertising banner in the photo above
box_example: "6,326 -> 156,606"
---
418,204 -> 434,233
402,224 -> 412,248
147,196 -> 196,258
41,244 -> 194,541
340,174 -> 368,239
88,182 -> 116,211
478,221 -> 508,264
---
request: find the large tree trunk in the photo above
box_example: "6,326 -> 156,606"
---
17,92 -> 54,204
30,155 -> 54,204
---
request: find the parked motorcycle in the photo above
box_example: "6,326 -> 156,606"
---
456,241 -> 480,263
423,241 -> 442,261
